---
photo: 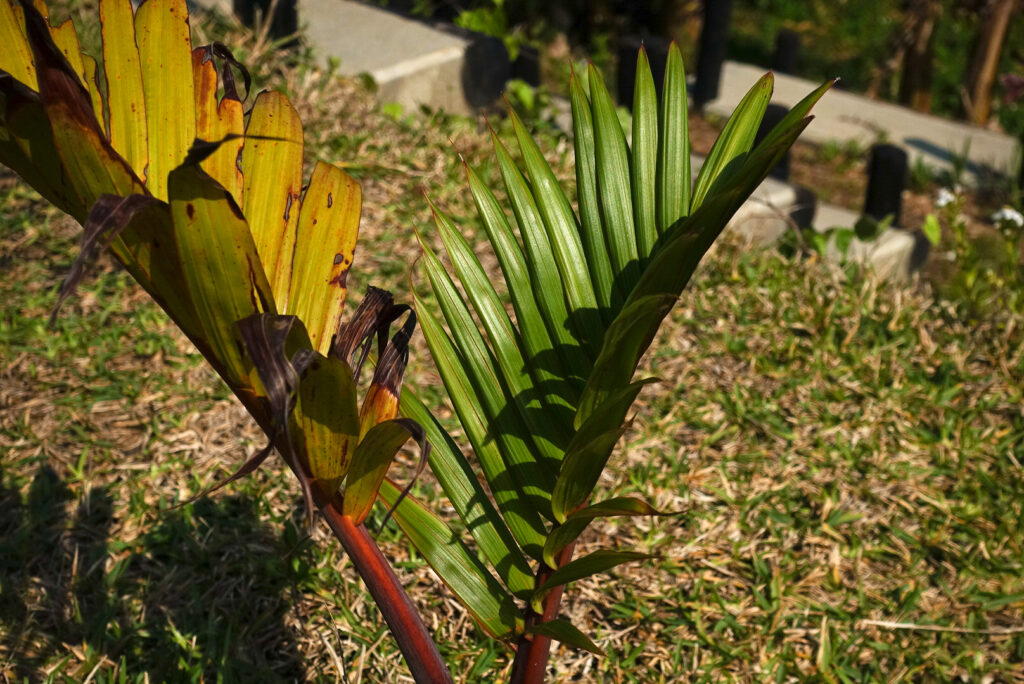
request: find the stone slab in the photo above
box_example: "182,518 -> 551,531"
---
297,0 -> 507,115
704,61 -> 1021,184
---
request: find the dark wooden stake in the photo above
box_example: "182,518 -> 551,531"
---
693,0 -> 734,109
771,29 -> 800,75
864,143 -> 908,227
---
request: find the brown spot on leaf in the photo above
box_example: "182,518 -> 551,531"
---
327,192 -> 333,208
333,253 -> 344,265
186,203 -> 195,219
283,193 -> 293,221
330,268 -> 349,288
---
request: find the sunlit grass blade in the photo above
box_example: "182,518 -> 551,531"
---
399,389 -> 536,597
289,162 -> 361,355
135,0 -> 194,200
589,62 -> 639,293
631,46 -> 658,260
464,162 -> 578,409
413,294 -> 548,560
690,72 -> 773,212
379,480 -> 521,639
570,68 -> 619,317
531,550 -> 651,613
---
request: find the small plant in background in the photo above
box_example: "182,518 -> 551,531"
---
925,186 -> 1024,319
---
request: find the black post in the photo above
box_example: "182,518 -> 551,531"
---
512,46 -> 541,87
754,103 -> 791,181
234,0 -> 298,41
771,29 -> 800,75
864,144 -> 908,227
694,0 -> 734,109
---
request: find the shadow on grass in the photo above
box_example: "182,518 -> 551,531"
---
0,465 -> 312,682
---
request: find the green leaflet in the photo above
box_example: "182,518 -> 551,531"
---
508,108 -> 602,360
574,295 -> 674,428
543,496 -> 668,567
570,68 -> 619,318
531,550 -> 652,613
399,389 -> 535,598
417,237 -> 557,502
490,129 -> 592,384
379,480 -> 521,639
431,204 -> 570,462
413,291 -> 549,560
578,117 -> 813,425
526,619 -> 604,655
757,79 -> 836,152
631,47 -> 658,261
691,72 -> 773,212
464,162 -> 580,417
656,42 -> 690,234
553,379 -> 658,522
588,62 -> 639,295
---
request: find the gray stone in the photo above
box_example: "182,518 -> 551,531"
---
703,61 -> 1020,185
298,0 -> 507,115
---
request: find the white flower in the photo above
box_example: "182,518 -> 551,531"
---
991,207 -> 1024,228
935,187 -> 956,208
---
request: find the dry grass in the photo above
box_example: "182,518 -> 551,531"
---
2,6 -> 1024,682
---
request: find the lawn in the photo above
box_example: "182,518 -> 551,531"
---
2,6 -> 1024,683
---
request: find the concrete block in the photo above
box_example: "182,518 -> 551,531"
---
727,175 -> 800,245
298,0 -> 507,115
811,203 -> 929,280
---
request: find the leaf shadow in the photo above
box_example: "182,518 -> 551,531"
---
0,465 -> 313,682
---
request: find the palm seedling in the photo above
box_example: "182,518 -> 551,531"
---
387,48 -> 833,680
1,0 -> 450,679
